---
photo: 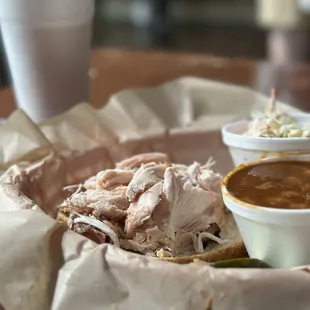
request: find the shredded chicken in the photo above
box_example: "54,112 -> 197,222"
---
63,184 -> 84,195
194,231 -> 228,254
96,169 -> 134,189
120,239 -> 158,255
186,158 -> 222,194
126,163 -> 166,201
187,161 -> 200,186
71,214 -> 120,247
58,152 -> 226,257
154,168 -> 223,235
125,182 -> 163,238
100,186 -> 129,210
83,176 -> 97,190
116,152 -> 168,170
71,223 -> 107,244
60,189 -> 128,220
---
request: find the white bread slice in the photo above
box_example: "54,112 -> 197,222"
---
160,212 -> 247,264
57,210 -> 247,264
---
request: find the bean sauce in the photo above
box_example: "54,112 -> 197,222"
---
226,161 -> 310,209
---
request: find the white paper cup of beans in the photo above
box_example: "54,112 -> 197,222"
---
0,0 -> 94,122
221,113 -> 310,167
221,154 -> 310,268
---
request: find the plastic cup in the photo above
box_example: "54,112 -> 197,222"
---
221,113 -> 310,167
221,154 -> 310,268
0,0 -> 95,122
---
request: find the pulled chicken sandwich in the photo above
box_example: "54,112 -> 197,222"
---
58,152 -> 245,261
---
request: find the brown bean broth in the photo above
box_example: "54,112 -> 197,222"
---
226,161 -> 310,209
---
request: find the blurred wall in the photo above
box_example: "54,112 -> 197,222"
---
3,0 -> 310,86
92,0 -> 265,58
94,0 -> 255,26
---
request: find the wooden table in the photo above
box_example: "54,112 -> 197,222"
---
1,48 -> 310,117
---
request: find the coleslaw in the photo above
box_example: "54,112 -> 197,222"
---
244,90 -> 310,138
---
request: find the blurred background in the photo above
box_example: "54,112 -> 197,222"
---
92,0 -> 264,56
1,0 -> 310,86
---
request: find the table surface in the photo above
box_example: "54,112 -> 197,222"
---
1,48 -> 310,118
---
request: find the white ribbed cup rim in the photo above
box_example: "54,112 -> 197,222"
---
221,154 -> 310,225
221,113 -> 310,152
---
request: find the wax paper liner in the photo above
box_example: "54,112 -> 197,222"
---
0,78 -> 308,310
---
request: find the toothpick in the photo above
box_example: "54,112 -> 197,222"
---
268,88 -> 277,113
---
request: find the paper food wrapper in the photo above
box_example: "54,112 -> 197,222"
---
0,77 -> 308,310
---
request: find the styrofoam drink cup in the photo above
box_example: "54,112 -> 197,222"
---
0,0 -> 95,122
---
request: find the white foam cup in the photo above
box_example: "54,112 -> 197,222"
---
221,113 -> 310,167
0,0 -> 95,122
222,154 -> 310,268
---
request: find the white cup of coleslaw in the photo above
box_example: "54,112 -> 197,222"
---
221,154 -> 310,268
221,113 -> 310,167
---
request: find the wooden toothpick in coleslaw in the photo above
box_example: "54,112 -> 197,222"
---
245,89 -> 310,138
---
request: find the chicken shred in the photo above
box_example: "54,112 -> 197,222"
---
125,181 -> 163,238
126,163 -> 166,201
71,214 -> 120,247
96,169 -> 134,189
58,152 -> 225,257
116,152 -> 168,170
